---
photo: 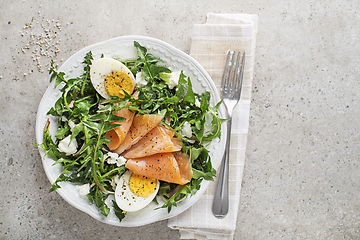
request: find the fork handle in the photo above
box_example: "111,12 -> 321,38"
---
212,117 -> 232,218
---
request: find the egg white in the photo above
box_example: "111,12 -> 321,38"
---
115,171 -> 160,212
90,58 -> 135,99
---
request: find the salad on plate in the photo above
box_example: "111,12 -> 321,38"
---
39,41 -> 226,222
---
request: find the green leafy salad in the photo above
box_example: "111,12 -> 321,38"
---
39,41 -> 225,222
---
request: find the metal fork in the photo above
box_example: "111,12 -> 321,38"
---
212,51 -> 245,218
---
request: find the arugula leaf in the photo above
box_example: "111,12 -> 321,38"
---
202,101 -> 228,141
189,146 -> 204,164
183,77 -> 195,104
134,41 -> 147,58
192,168 -> 216,181
134,41 -> 171,82
39,119 -> 62,161
157,184 -> 191,213
80,51 -> 94,95
150,65 -> 171,80
87,112 -> 125,122
112,200 -> 126,222
87,186 -> 110,216
49,169 -> 71,192
49,60 -> 67,88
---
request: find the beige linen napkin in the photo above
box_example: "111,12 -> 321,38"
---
167,13 -> 258,240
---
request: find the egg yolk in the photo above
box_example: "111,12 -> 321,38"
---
104,70 -> 133,98
129,174 -> 157,198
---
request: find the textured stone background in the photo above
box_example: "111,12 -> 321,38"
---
1,0 -> 359,239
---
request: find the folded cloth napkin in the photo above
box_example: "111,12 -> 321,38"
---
167,13 -> 258,240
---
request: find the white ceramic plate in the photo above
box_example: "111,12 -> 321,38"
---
36,35 -> 227,227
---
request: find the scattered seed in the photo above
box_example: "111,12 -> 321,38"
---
19,8 -> 65,74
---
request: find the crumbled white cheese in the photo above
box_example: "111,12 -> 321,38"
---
116,156 -> 127,166
195,98 -> 201,108
167,71 -> 181,89
68,119 -> 76,132
201,112 -> 214,141
110,175 -> 121,191
104,152 -> 118,164
58,135 -> 78,155
135,72 -> 147,87
204,112 -> 213,134
180,121 -> 192,138
78,183 -> 90,196
104,152 -> 127,167
61,116 -> 68,122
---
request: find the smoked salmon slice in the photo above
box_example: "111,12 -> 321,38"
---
105,130 -> 121,150
129,114 -> 163,145
125,152 -> 193,185
113,114 -> 163,154
113,132 -> 132,155
173,152 -> 193,184
123,125 -> 182,158
105,108 -> 135,150
105,92 -> 139,150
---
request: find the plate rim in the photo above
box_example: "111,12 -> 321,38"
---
35,35 -> 227,227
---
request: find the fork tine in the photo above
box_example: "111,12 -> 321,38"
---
237,52 -> 246,93
227,51 -> 237,90
221,51 -> 232,92
233,52 -> 241,89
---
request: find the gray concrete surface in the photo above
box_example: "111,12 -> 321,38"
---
1,0 -> 359,239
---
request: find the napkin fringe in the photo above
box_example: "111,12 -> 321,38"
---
168,219 -> 236,231
179,229 -> 234,240
179,228 -> 233,236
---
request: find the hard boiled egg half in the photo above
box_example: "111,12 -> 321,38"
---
115,171 -> 160,212
90,58 -> 135,99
